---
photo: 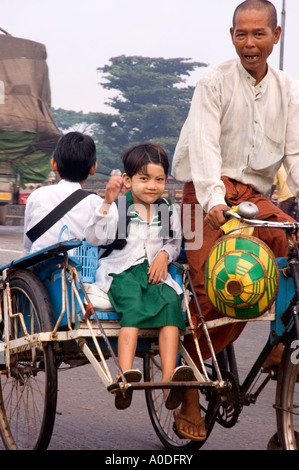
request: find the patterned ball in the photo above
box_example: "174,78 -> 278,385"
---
206,235 -> 279,319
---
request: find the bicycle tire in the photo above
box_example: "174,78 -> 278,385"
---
0,269 -> 57,450
275,329 -> 299,450
144,350 -> 218,450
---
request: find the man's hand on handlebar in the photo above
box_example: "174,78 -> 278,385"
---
205,204 -> 231,230
205,202 -> 299,245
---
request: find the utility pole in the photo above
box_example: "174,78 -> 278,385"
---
279,0 -> 286,70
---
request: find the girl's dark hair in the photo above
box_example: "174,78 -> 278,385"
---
53,131 -> 96,182
121,142 -> 169,178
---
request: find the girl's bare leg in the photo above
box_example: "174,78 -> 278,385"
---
117,327 -> 139,373
159,325 -> 179,398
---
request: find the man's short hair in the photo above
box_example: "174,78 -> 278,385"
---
233,0 -> 277,32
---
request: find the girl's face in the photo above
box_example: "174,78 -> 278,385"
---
123,163 -> 167,207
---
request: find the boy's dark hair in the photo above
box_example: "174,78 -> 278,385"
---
233,0 -> 277,32
53,131 -> 96,182
121,142 -> 169,178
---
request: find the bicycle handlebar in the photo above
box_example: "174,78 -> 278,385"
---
223,201 -> 299,232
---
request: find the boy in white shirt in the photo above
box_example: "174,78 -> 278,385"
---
24,131 -> 102,254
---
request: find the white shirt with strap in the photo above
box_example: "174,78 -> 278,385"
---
24,179 -> 103,254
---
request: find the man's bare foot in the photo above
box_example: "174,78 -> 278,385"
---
173,389 -> 206,441
262,343 -> 283,371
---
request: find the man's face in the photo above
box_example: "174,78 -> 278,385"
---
230,8 -> 281,84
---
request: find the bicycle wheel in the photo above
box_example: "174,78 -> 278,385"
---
144,349 -> 218,450
275,330 -> 299,450
0,269 -> 57,450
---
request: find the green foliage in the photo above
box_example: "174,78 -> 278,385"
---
97,56 -> 206,158
52,56 -> 207,172
51,108 -> 103,135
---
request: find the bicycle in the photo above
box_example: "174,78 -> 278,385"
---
0,202 -> 297,450
138,201 -> 299,451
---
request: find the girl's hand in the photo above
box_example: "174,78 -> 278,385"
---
104,175 -> 123,204
100,175 -> 123,214
148,251 -> 169,284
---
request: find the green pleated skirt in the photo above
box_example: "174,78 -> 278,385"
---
108,261 -> 185,330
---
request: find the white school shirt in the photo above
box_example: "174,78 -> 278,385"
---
172,59 -> 299,213
24,179 -> 103,254
84,200 -> 183,294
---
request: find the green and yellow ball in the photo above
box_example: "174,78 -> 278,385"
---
205,235 -> 279,319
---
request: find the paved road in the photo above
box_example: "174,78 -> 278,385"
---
0,226 -> 281,451
0,225 -> 25,265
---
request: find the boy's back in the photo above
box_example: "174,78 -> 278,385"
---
24,180 -> 102,253
24,131 -> 103,254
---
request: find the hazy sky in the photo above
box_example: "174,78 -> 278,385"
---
1,0 -> 298,113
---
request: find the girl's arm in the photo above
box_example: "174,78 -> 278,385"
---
99,175 -> 123,214
148,203 -> 182,284
84,175 -> 122,246
148,250 -> 169,284
158,203 -> 182,263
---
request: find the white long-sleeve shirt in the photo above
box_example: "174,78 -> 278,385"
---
24,179 -> 103,254
84,197 -> 183,294
172,59 -> 299,213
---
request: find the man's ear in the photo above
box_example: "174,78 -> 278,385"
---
89,162 -> 98,176
122,173 -> 132,188
273,25 -> 282,45
229,26 -> 234,43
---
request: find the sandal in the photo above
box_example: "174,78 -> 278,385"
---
165,365 -> 194,410
115,369 -> 142,410
173,409 -> 206,441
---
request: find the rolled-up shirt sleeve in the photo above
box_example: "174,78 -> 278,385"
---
84,201 -> 119,246
187,81 -> 226,212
